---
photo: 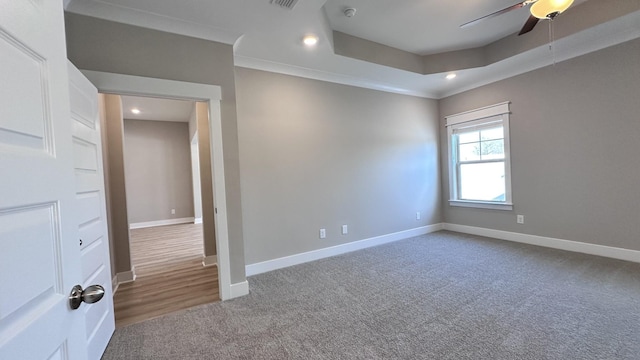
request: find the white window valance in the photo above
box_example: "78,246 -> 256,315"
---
446,101 -> 510,127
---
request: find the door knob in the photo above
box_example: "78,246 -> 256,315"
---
69,284 -> 105,310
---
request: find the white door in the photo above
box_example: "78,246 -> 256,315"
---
0,1 -> 98,359
68,63 -> 115,359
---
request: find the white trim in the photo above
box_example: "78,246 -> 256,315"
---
246,224 -> 444,276
449,200 -> 513,211
82,71 -> 235,301
229,280 -> 249,298
194,217 -> 203,224
444,223 -> 640,263
111,275 -> 119,295
81,70 -> 221,101
116,268 -> 136,284
129,217 -> 195,229
234,56 -> 436,99
447,104 -> 512,208
202,255 -> 217,267
446,101 -> 510,126
205,100 -> 234,300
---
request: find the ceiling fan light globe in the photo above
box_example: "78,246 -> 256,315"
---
530,0 -> 574,19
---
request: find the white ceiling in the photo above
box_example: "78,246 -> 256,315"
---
121,95 -> 194,122
326,0 -> 530,55
66,0 -> 640,98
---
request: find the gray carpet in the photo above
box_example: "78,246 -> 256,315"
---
102,231 -> 640,359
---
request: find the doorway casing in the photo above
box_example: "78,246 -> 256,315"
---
83,70 -> 245,300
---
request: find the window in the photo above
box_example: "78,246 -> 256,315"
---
446,102 -> 512,210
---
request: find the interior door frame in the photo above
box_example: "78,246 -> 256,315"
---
82,70 -> 237,300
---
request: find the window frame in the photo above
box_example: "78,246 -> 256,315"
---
446,102 -> 513,211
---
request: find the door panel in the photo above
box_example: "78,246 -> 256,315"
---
0,1 -> 87,359
73,138 -> 99,171
0,31 -> 49,152
78,220 -> 105,250
68,63 -> 116,360
0,204 -> 62,318
77,192 -> 102,226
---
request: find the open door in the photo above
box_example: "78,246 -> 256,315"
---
68,63 -> 116,358
0,2 -> 112,359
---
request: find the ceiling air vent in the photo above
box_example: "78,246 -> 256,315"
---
270,0 -> 299,10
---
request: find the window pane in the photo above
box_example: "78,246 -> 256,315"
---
480,139 -> 504,160
480,127 -> 503,141
458,131 -> 479,144
459,143 -> 480,161
459,162 -> 505,201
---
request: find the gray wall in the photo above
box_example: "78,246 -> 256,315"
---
235,68 -> 441,265
102,94 -> 132,274
187,103 -> 218,258
123,119 -> 194,224
439,38 -> 640,251
195,102 -> 217,257
65,13 -> 244,282
98,94 -> 118,278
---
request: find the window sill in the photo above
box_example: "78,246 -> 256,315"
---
449,200 -> 513,211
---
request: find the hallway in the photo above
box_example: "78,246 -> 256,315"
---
113,223 -> 219,327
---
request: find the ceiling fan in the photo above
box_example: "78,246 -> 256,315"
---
460,0 -> 575,36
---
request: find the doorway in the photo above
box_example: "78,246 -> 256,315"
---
84,70 -> 241,322
86,70 -> 237,300
102,94 -> 220,326
120,95 -> 206,276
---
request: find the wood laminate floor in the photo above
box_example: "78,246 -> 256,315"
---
113,223 -> 220,328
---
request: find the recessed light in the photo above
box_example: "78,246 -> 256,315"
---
446,73 -> 457,80
131,108 -> 141,114
303,35 -> 318,46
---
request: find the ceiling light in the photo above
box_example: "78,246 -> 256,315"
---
530,0 -> 574,19
131,108 -> 141,114
446,73 -> 457,80
303,35 -> 318,46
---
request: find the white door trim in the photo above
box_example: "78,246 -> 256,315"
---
81,70 -> 234,300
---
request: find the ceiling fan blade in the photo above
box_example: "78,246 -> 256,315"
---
460,1 -> 530,28
518,14 -> 540,35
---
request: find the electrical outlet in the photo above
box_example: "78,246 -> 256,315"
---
171,209 -> 176,215
517,215 -> 524,224
319,228 -> 326,239
416,211 -> 421,220
341,225 -> 348,235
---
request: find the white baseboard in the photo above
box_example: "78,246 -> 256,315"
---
245,223 -> 444,276
229,280 -> 249,298
116,268 -> 136,284
194,217 -> 203,224
129,217 -> 195,229
202,255 -> 217,267
111,275 -> 119,295
444,223 -> 640,263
